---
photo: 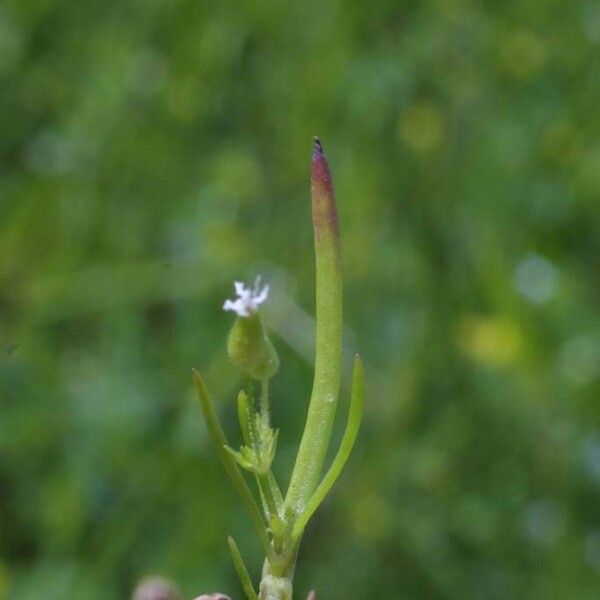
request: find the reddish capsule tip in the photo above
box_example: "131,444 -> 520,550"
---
311,138 -> 332,192
313,136 -> 323,156
311,137 -> 338,243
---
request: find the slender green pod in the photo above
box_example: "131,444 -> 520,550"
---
285,138 -> 343,515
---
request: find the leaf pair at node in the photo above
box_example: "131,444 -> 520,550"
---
224,390 -> 279,477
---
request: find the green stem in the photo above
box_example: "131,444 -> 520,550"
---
260,377 -> 270,426
259,572 -> 293,600
257,473 -> 280,519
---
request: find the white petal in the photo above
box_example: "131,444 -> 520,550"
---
253,275 -> 262,294
223,299 -> 236,312
223,298 -> 249,317
254,284 -> 269,305
223,277 -> 269,318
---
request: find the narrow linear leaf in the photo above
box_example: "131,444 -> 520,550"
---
227,536 -> 259,600
192,369 -> 272,558
292,355 -> 364,540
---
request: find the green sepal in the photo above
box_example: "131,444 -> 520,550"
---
224,428 -> 279,477
223,444 -> 255,471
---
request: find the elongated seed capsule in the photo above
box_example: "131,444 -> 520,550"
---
286,138 -> 343,512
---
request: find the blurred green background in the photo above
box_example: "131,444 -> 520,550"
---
1,0 -> 599,598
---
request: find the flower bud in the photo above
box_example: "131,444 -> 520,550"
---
227,313 -> 279,379
223,277 -> 279,379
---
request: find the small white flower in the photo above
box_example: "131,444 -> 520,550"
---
223,276 -> 269,318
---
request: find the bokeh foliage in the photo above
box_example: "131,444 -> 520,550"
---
1,0 -> 599,598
